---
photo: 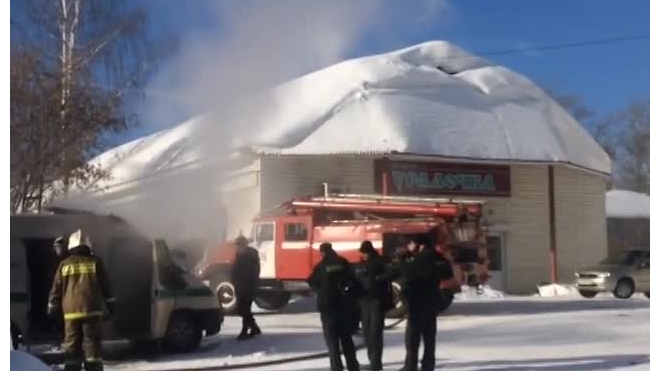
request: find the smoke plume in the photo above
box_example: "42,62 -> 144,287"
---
58,0 -> 451,258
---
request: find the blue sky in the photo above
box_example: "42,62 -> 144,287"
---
131,0 -> 649,137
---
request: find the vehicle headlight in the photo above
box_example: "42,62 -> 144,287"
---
574,272 -> 580,277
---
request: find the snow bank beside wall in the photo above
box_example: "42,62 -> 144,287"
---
606,190 -> 650,219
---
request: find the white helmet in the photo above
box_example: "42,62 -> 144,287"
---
67,229 -> 93,251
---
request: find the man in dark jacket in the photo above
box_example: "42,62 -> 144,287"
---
48,230 -> 114,371
399,236 -> 453,371
354,240 -> 393,371
231,235 -> 262,340
307,243 -> 361,371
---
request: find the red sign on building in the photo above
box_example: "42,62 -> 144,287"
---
374,158 -> 511,197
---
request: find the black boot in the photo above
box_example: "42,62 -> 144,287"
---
248,324 -> 262,337
236,328 -> 250,341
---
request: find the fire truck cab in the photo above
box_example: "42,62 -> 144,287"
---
195,192 -> 490,318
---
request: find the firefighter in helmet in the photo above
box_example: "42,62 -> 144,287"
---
48,230 -> 114,371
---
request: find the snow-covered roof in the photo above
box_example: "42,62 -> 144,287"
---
75,40 -> 612,191
606,190 -> 650,219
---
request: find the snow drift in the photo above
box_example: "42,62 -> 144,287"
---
61,40 -> 611,194
606,190 -> 650,219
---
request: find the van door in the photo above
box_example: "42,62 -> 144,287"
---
151,239 -> 188,339
276,216 -> 313,280
106,237 -> 153,339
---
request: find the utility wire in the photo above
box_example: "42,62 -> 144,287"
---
459,34 -> 649,59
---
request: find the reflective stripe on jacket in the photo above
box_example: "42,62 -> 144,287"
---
48,253 -> 114,320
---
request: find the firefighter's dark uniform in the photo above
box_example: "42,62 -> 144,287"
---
48,230 -> 114,371
400,244 -> 452,371
307,243 -> 361,371
354,241 -> 394,371
230,236 -> 262,340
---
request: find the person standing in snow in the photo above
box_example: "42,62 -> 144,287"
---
399,235 -> 453,371
231,235 -> 262,340
307,242 -> 361,371
48,230 -> 115,371
354,240 -> 395,371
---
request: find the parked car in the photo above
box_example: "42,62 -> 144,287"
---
575,248 -> 650,299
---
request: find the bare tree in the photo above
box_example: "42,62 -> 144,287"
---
613,101 -> 650,194
545,89 -> 618,161
10,48 -> 129,212
11,0 -> 176,212
546,88 -> 650,193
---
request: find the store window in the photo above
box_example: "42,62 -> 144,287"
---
486,235 -> 503,271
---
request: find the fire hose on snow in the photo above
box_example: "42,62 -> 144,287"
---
116,315 -> 408,371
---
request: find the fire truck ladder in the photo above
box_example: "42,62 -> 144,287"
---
289,191 -> 484,218
319,182 -> 485,205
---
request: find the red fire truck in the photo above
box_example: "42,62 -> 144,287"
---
194,191 -> 490,318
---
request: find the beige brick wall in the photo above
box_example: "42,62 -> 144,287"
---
505,165 -> 552,293
554,166 -> 607,282
260,155 -> 376,208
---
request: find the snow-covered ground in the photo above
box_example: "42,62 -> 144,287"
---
102,294 -> 649,371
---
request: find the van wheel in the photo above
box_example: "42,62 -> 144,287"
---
613,278 -> 635,299
436,289 -> 454,314
255,291 -> 291,311
164,315 -> 202,353
386,282 -> 407,319
579,290 -> 598,298
214,280 -> 238,314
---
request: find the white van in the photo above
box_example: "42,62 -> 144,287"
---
10,211 -> 223,353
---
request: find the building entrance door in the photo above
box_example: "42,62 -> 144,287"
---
485,233 -> 507,292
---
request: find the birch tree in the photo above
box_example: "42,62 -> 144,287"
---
11,0 -> 175,212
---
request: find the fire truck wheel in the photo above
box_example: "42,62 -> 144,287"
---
386,282 -> 408,319
254,291 -> 292,311
214,280 -> 238,314
436,289 -> 454,314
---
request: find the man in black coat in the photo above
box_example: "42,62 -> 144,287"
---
307,243 -> 361,371
400,236 -> 453,371
231,235 -> 262,340
354,240 -> 394,371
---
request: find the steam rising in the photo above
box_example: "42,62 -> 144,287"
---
56,0 -> 450,254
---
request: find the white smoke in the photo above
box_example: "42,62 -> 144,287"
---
57,0 -> 452,254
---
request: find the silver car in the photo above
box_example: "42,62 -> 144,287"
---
575,248 -> 650,299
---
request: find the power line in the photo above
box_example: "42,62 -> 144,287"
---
465,34 -> 649,59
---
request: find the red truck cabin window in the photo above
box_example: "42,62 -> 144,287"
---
254,222 -> 275,245
284,223 -> 308,241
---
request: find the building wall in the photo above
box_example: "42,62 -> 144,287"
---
220,159 -> 262,239
554,166 -> 607,283
260,155 -> 376,209
607,218 -> 649,257
505,165 -> 551,294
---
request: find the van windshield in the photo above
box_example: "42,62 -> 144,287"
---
600,250 -> 646,266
